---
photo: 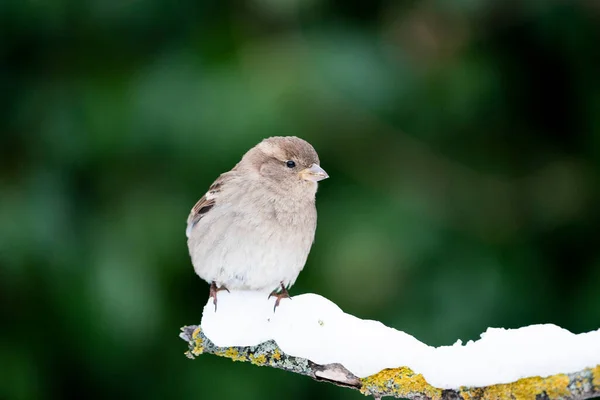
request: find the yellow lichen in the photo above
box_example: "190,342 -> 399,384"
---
249,354 -> 267,365
592,365 -> 600,389
360,367 -> 442,399
214,348 -> 247,362
475,374 -> 570,400
272,349 -> 282,361
460,387 -> 484,400
362,367 -> 580,400
191,327 -> 204,356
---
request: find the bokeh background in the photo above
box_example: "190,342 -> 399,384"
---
2,0 -> 600,399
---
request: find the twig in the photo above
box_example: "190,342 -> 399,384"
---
180,325 -> 600,400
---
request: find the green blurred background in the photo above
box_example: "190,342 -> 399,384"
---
2,0 -> 600,399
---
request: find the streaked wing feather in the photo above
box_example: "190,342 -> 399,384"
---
185,173 -> 230,238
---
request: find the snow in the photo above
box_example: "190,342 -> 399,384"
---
200,291 -> 600,389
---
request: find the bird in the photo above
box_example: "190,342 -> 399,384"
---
186,136 -> 329,311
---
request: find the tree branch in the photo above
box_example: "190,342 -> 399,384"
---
180,325 -> 600,400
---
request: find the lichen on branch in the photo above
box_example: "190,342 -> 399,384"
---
180,325 -> 600,400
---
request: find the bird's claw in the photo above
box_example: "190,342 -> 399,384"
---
209,281 -> 229,311
269,282 -> 291,312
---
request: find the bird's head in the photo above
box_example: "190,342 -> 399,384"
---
240,136 -> 328,196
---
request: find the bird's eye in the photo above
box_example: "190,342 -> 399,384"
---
286,160 -> 296,168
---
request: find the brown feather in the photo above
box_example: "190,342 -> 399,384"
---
186,174 -> 230,237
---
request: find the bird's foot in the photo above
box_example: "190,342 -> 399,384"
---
209,281 -> 230,311
268,282 -> 291,312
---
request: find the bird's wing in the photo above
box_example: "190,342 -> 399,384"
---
185,173 -> 230,238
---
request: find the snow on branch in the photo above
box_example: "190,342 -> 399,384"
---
179,291 -> 600,400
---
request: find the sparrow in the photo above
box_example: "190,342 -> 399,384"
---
186,136 -> 328,311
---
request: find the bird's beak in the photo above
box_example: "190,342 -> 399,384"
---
300,164 -> 329,182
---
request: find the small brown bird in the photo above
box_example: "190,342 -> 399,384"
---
186,136 -> 328,310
